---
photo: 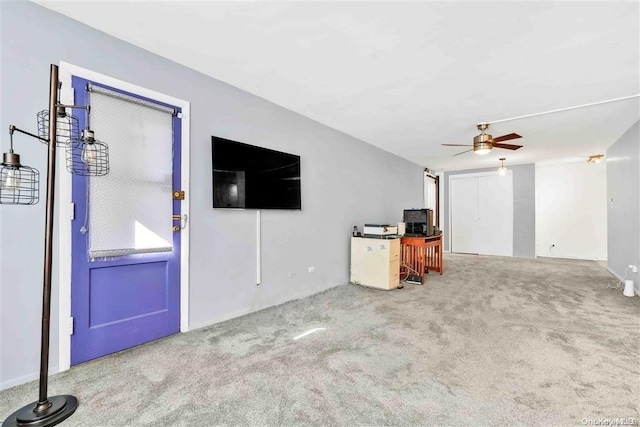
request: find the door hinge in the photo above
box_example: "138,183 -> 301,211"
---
173,190 -> 185,200
69,317 -> 74,335
70,202 -> 75,221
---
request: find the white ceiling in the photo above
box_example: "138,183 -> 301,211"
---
35,0 -> 640,171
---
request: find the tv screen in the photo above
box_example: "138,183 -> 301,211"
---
211,136 -> 301,210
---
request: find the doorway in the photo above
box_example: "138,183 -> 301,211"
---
56,62 -> 191,371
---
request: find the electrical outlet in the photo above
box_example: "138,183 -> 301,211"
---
630,265 -> 638,273
287,272 -> 295,278
308,266 -> 316,273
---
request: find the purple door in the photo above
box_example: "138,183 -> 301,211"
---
71,77 -> 181,365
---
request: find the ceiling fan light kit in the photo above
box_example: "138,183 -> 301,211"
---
473,129 -> 492,155
443,123 -> 523,157
473,143 -> 492,155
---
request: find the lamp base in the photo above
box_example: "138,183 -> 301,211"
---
3,395 -> 78,427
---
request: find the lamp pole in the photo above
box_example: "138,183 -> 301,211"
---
3,64 -> 78,427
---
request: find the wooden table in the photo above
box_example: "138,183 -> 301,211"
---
400,235 -> 443,280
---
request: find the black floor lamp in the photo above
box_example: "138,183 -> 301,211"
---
2,64 -> 109,427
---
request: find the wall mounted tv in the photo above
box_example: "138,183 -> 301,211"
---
211,136 -> 301,210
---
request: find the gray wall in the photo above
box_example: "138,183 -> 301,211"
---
606,121 -> 640,292
0,1 -> 424,388
443,164 -> 536,257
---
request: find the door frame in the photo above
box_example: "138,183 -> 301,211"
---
56,61 -> 191,372
448,170 -> 513,254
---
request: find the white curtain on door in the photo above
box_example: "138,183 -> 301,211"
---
87,89 -> 174,258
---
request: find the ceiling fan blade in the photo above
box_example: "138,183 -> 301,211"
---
492,142 -> 523,150
442,144 -> 472,147
489,133 -> 522,143
453,149 -> 473,157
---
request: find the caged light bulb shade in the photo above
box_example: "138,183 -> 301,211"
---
1,133 -> 40,205
81,142 -> 97,165
1,168 -> 20,191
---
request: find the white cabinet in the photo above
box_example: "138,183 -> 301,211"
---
350,237 -> 400,290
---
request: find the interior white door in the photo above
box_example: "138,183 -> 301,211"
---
477,174 -> 513,256
450,177 -> 478,254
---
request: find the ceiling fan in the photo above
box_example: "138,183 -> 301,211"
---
442,123 -> 523,156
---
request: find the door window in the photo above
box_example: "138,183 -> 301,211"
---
86,86 -> 175,257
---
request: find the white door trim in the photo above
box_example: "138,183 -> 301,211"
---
448,170 -> 513,254
57,61 -> 191,373
436,171 -> 444,232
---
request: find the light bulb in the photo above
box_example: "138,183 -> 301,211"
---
81,143 -> 97,165
1,168 -> 20,191
475,148 -> 491,155
498,166 -> 507,176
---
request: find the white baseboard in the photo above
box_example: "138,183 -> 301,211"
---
188,307 -> 260,332
607,267 -> 623,282
538,254 -> 607,261
0,365 -> 58,391
189,283 -> 343,332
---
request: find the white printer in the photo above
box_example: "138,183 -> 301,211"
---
363,224 -> 398,238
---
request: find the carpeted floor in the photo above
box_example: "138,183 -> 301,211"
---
1,254 -> 638,426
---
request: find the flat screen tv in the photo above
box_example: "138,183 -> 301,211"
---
211,136 -> 301,210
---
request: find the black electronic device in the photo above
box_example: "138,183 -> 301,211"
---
212,136 -> 301,210
403,209 -> 434,236
405,275 -> 422,285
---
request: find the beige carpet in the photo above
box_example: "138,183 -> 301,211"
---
1,254 -> 638,426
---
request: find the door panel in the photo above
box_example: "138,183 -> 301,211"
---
71,77 -> 181,365
478,175 -> 513,256
451,177 -> 478,254
89,261 -> 169,327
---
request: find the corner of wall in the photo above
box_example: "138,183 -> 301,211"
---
606,121 -> 640,286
